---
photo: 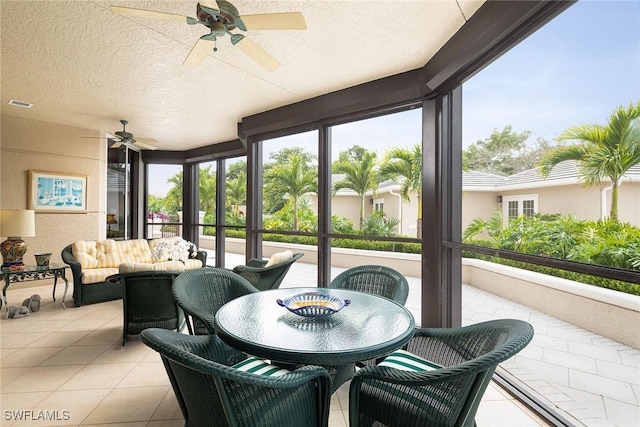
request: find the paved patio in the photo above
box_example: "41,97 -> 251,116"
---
223,253 -> 640,427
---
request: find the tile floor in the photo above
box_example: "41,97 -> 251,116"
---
1,273 -> 547,426
279,257 -> 640,427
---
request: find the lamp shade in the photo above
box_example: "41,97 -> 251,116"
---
0,210 -> 36,238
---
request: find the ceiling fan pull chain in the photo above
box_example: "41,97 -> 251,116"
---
213,39 -> 218,52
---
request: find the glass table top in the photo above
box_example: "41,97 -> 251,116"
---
215,287 -> 415,365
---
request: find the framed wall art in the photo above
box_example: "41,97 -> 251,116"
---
28,170 -> 88,213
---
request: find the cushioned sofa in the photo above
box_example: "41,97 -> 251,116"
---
62,237 -> 207,307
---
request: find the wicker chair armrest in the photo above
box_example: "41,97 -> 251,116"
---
246,258 -> 268,268
61,245 -> 83,283
194,250 -> 207,265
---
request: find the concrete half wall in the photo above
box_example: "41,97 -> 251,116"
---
463,258 -> 640,349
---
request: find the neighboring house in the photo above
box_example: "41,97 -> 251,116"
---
312,161 -> 640,235
307,174 -> 419,237
465,160 -> 640,230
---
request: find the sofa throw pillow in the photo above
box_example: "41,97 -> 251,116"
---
265,250 -> 293,267
378,349 -> 442,372
231,357 -> 291,377
72,241 -> 99,269
116,239 -> 154,264
96,239 -> 121,268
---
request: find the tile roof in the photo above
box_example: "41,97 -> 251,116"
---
464,160 -> 640,191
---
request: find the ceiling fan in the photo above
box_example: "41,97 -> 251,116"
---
110,0 -> 306,71
82,119 -> 157,151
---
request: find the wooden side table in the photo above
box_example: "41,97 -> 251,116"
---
1,263 -> 69,313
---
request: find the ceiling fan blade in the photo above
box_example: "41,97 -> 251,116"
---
200,0 -> 218,9
110,141 -> 123,149
110,6 -> 191,24
133,141 -> 158,151
183,38 -> 215,66
235,37 -> 281,72
134,137 -> 157,143
241,12 -> 306,30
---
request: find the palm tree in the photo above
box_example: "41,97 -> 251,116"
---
265,154 -> 317,231
198,166 -> 216,215
226,171 -> 246,218
332,149 -> 379,227
539,102 -> 640,221
379,144 -> 422,237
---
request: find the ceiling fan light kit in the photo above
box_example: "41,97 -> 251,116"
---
110,0 -> 306,71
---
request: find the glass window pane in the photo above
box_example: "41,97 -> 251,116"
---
461,2 -> 640,425
147,164 -> 182,239
261,131 -> 318,233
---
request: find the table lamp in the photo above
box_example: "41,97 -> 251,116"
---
0,209 -> 36,267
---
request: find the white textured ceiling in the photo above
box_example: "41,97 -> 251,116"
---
1,0 -> 484,151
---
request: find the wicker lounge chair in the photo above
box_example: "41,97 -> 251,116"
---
106,271 -> 185,346
329,264 -> 409,305
349,319 -> 534,427
141,328 -> 332,427
172,267 -> 259,335
232,252 -> 304,291
329,265 -> 410,367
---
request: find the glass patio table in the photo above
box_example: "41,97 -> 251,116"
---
214,287 -> 415,367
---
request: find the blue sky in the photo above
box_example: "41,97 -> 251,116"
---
149,0 -> 640,197
463,0 -> 640,146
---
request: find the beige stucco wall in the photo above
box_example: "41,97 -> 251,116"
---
461,191 -> 499,232
464,181 -> 640,231
1,115 -> 106,265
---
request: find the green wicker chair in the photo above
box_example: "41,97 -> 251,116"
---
106,271 -> 185,346
232,253 -> 304,291
141,328 -> 332,427
329,265 -> 409,305
349,319 -> 534,427
329,265 -> 410,367
172,268 -> 259,335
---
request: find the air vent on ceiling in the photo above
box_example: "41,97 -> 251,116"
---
8,99 -> 33,108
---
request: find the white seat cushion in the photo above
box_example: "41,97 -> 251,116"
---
231,357 -> 291,377
378,349 -> 441,372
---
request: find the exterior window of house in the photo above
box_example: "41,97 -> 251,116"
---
373,198 -> 384,213
503,195 -> 538,222
461,1 -> 639,425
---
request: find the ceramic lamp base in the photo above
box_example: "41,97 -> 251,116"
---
1,237 -> 27,267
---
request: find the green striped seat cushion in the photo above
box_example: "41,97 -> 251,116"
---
378,349 -> 442,372
232,357 -> 291,377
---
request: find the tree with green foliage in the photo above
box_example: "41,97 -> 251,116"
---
332,147 -> 379,227
539,101 -> 640,221
264,153 -> 317,231
147,195 -> 165,215
198,165 -> 216,215
463,126 -> 533,175
263,148 -> 317,214
161,167 -> 216,217
227,160 -> 247,180
379,144 -> 422,237
226,170 -> 246,219
164,172 -> 183,216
